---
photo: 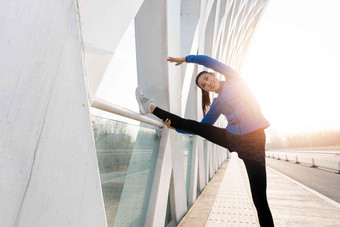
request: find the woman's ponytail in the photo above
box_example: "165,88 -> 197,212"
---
201,90 -> 211,116
195,71 -> 211,116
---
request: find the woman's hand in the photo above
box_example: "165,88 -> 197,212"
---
167,56 -> 185,66
163,118 -> 176,130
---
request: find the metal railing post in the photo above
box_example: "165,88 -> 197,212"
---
311,158 -> 316,168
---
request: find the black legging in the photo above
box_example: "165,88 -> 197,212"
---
153,107 -> 274,227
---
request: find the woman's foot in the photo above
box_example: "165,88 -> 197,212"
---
135,87 -> 153,115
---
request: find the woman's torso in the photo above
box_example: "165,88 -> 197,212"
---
215,78 -> 270,135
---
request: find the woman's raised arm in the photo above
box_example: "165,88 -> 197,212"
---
186,55 -> 240,78
167,56 -> 186,66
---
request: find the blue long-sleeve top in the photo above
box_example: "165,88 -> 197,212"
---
177,55 -> 270,135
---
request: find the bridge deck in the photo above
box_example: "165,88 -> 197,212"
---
178,154 -> 340,227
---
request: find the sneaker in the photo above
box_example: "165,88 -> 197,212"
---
135,87 -> 153,115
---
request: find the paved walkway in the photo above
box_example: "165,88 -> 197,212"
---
178,154 -> 340,227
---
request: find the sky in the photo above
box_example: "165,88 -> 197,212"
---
242,0 -> 340,136
94,0 -> 340,136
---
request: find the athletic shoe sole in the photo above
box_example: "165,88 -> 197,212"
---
135,87 -> 147,115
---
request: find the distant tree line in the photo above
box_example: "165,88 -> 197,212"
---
268,130 -> 340,149
93,120 -> 135,151
285,130 -> 340,148
91,117 -> 162,173
92,117 -> 161,151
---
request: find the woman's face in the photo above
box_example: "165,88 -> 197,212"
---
197,72 -> 220,92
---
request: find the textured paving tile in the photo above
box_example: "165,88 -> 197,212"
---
180,154 -> 340,227
206,156 -> 259,227
178,160 -> 230,227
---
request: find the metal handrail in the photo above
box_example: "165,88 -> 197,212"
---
91,97 -> 164,128
266,151 -> 340,173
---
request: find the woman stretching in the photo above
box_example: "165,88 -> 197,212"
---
135,55 -> 274,226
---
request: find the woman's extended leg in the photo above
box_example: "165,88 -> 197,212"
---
243,159 -> 274,227
158,105 -> 274,226
153,106 -> 232,149
233,130 -> 274,226
135,88 -> 232,148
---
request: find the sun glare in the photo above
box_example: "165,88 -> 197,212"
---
242,0 -> 340,137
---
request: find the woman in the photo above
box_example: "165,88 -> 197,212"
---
135,55 -> 274,226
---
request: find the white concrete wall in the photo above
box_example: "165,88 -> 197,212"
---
0,0 -> 106,226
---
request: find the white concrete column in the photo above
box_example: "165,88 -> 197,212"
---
214,1 -> 233,60
167,0 -> 182,114
205,142 -> 211,184
167,1 -> 189,220
211,144 -> 217,176
214,145 -> 219,172
0,1 -> 106,226
78,0 -> 144,101
180,0 -> 201,116
188,136 -> 199,207
135,0 -> 187,225
197,138 -> 206,192
204,0 -> 217,57
135,1 -> 171,225
183,66 -> 199,119
218,147 -> 221,167
220,1 -> 235,62
197,0 -> 215,55
169,133 -> 188,223
229,1 -> 254,61
181,0 -> 201,57
135,0 -> 169,110
209,144 -> 214,180
145,129 -> 173,227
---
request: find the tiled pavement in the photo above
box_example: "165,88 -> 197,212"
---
178,153 -> 340,227
205,155 -> 259,226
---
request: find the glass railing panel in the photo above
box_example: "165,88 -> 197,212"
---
92,115 -> 161,227
182,135 -> 193,202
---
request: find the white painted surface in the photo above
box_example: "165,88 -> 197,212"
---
197,138 -> 207,192
206,143 -> 211,184
0,1 -> 106,226
145,129 -> 173,227
78,0 -> 144,100
167,0 -> 189,222
135,0 -> 169,113
169,132 -> 188,223
188,136 -> 199,207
